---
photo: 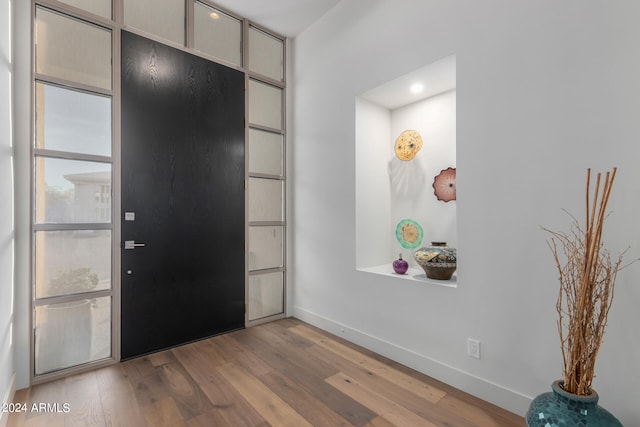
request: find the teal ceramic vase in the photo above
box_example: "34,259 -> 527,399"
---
526,381 -> 622,426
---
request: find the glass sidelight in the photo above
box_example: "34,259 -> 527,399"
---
35,8 -> 111,90
34,157 -> 112,224
248,226 -> 284,271
33,5 -> 114,377
35,230 -> 111,299
248,26 -> 284,82
248,178 -> 284,222
249,79 -> 283,131
34,297 -> 111,375
248,272 -> 284,320
247,22 -> 286,322
35,82 -> 111,156
248,129 -> 283,176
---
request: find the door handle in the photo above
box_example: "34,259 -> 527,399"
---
124,240 -> 146,250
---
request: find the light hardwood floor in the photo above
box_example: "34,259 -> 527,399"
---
7,318 -> 524,426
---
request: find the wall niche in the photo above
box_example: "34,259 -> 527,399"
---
355,55 -> 456,286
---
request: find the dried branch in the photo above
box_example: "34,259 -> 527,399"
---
543,167 -> 627,396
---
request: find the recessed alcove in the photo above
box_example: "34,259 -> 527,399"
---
355,55 -> 456,286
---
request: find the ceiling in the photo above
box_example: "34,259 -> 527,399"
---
210,2 -> 455,110
360,55 -> 457,111
211,0 -> 342,37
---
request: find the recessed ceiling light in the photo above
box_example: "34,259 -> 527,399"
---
210,12 -> 220,20
410,83 -> 424,94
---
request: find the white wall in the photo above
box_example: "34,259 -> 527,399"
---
291,0 -> 640,424
0,0 -> 15,421
12,0 -> 31,392
355,97 -> 390,268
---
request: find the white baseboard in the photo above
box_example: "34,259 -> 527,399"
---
293,306 -> 532,417
0,373 -> 16,427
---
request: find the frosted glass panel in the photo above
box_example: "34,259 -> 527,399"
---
35,230 -> 111,299
124,0 -> 184,46
36,83 -> 111,156
35,8 -> 111,90
35,157 -> 111,224
194,2 -> 242,66
248,178 -> 283,222
249,226 -> 283,271
35,296 -> 111,374
57,0 -> 111,19
248,272 -> 284,321
249,27 -> 284,81
249,129 -> 283,176
249,80 -> 283,130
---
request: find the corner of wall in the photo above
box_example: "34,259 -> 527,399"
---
11,0 -> 33,391
1,0 -> 17,421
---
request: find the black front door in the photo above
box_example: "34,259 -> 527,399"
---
120,31 -> 245,359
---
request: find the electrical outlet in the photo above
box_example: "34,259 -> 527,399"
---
467,338 -> 481,359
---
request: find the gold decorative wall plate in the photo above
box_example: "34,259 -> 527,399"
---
394,129 -> 423,161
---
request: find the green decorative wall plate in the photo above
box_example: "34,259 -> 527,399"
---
395,219 -> 424,249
